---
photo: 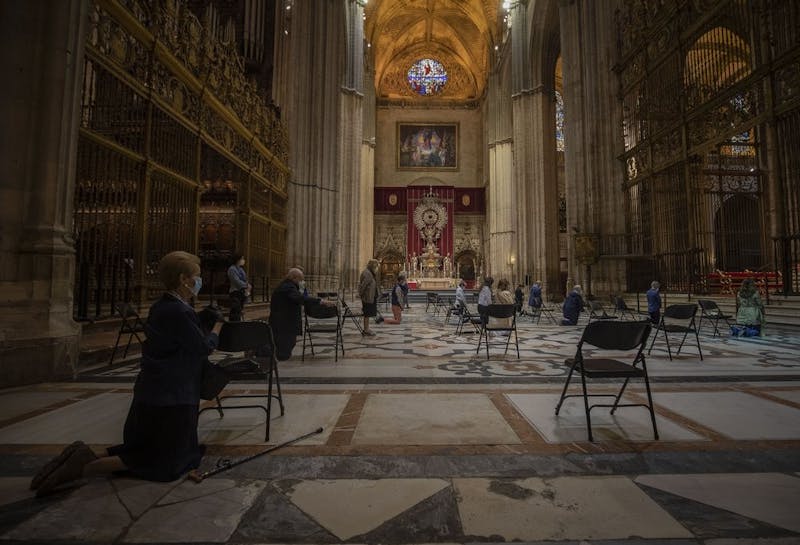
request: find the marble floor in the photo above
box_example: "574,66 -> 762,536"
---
1,305 -> 799,544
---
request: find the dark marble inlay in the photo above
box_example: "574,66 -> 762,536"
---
232,481 -> 338,543
636,482 -> 800,539
356,485 -> 462,543
82,449 -> 798,483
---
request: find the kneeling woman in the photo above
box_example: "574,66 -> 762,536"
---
382,274 -> 408,324
31,251 -> 223,496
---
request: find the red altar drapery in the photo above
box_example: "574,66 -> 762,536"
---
406,186 -> 454,266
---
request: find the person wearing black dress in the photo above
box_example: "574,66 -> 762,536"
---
31,251 -> 224,496
268,267 -> 335,360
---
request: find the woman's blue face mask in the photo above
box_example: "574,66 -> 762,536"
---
191,276 -> 203,296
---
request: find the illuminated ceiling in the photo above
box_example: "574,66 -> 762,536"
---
365,0 -> 502,101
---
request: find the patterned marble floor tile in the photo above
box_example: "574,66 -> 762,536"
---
113,477 -> 183,519
654,391 -> 800,440
705,539 -> 800,545
766,390 -> 800,404
283,478 -> 449,540
2,479 -> 131,542
352,393 -> 520,445
124,478 -> 266,543
0,391 -> 81,422
74,315 -> 800,382
506,393 -> 706,443
453,476 -> 693,541
0,477 -> 35,508
635,473 -> 800,533
198,393 -> 348,445
0,392 -> 130,445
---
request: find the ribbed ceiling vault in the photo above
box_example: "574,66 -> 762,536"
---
365,0 -> 502,101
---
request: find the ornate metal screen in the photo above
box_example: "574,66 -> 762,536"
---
616,0 -> 799,294
74,0 -> 290,319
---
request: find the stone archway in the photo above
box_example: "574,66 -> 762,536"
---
455,250 -> 478,288
377,250 -> 404,289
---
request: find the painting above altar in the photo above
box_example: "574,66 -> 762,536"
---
397,123 -> 458,170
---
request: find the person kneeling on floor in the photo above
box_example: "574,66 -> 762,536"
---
30,251 -> 224,497
382,273 -> 408,324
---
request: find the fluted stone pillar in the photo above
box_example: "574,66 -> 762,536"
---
0,0 -> 87,386
486,64 -> 516,282
512,89 -> 561,294
273,1 -> 347,291
338,0 -> 369,292
559,0 -> 624,295
507,0 -> 561,295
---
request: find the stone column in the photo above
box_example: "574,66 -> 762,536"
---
505,0 -> 561,295
559,0 -> 625,295
513,89 -> 561,295
273,1 -> 346,291
0,0 -> 87,386
486,63 -> 516,282
338,0 -> 369,292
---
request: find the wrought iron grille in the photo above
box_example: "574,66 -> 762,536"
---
616,0 -> 799,294
74,136 -> 142,319
73,0 -> 290,319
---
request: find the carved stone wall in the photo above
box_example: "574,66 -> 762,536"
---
374,217 -> 407,260
0,0 -> 87,386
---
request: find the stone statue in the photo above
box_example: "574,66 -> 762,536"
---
443,254 -> 451,276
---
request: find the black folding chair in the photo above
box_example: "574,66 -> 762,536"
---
302,301 -> 344,362
613,296 -> 643,320
555,320 -> 657,442
199,321 -> 284,441
476,304 -> 520,359
697,299 -> 733,337
455,306 -> 482,335
588,300 -> 618,322
110,303 -> 146,365
425,292 -> 439,313
377,290 -> 390,311
444,299 -> 462,325
528,303 -> 555,325
340,298 -> 365,334
647,303 -> 703,360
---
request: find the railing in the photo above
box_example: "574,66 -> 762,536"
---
773,235 -> 800,296
73,0 -> 290,320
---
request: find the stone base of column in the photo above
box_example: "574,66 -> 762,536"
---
0,334 -> 81,388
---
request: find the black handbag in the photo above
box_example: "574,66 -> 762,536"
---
199,359 -> 229,400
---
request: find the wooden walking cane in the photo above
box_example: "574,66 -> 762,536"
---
188,427 -> 323,483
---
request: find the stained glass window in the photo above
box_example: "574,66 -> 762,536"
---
555,90 -> 565,152
407,58 -> 447,96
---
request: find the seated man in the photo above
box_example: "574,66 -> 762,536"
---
561,285 -> 584,326
269,268 -> 333,360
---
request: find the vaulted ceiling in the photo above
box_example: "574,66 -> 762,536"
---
364,0 -> 502,101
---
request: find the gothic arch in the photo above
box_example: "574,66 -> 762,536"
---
527,0 -> 560,95
684,26 -> 752,104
